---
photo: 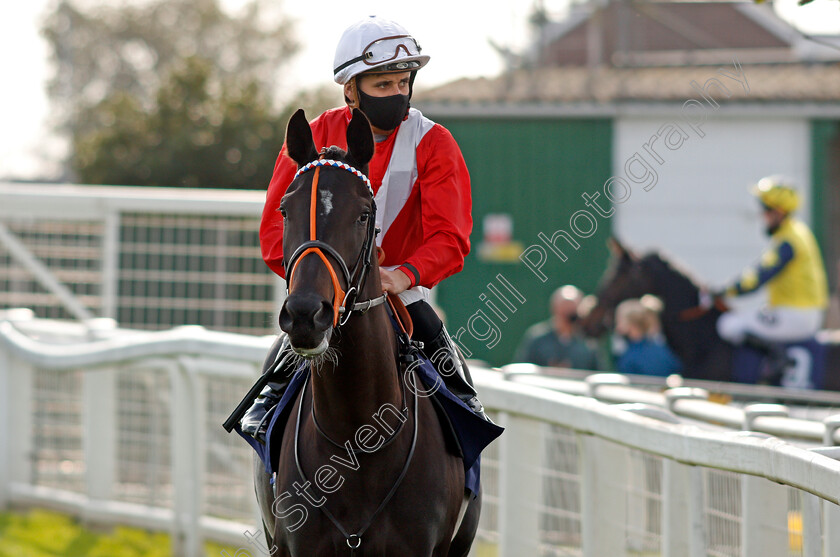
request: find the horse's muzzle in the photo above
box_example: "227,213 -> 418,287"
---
278,292 -> 334,355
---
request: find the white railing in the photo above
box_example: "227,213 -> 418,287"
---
3,311 -> 840,556
0,183 -> 283,335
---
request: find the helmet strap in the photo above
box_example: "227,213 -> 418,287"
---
408,70 -> 418,101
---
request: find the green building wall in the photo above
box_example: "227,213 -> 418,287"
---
430,116 -> 614,367
811,119 -> 840,291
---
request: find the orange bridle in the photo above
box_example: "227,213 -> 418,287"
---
284,159 -> 383,328
287,167 -> 347,326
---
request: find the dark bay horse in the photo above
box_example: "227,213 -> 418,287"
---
254,108 -> 479,556
580,239 -> 733,382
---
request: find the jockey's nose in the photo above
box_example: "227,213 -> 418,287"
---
279,292 -> 334,347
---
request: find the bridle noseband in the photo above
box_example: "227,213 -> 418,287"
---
285,157 -> 386,327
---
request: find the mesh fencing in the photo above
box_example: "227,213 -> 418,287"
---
470,420 -> 822,557
204,375 -> 260,522
18,360 -> 839,555
117,213 -> 276,336
0,221 -> 104,321
27,361 -> 256,524
114,367 -> 173,508
32,368 -> 85,493
540,424 -> 582,556
0,211 -> 278,336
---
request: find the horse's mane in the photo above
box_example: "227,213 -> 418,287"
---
317,145 -> 370,176
639,250 -> 707,293
320,145 -> 348,162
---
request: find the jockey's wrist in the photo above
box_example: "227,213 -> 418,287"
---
397,264 -> 419,288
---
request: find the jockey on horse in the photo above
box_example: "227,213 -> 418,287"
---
241,16 -> 486,442
711,176 -> 829,379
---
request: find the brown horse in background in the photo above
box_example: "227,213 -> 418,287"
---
580,239 -> 733,382
253,108 -> 480,556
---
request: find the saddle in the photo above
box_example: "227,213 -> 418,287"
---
235,315 -> 503,498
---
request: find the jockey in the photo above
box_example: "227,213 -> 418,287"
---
241,16 -> 484,441
714,176 -> 828,376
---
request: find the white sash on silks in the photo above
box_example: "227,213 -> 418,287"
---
374,108 -> 435,306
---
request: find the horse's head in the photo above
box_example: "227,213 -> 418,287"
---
278,108 -> 377,357
579,238 -> 655,337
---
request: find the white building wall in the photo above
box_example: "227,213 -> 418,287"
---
613,116 -> 811,304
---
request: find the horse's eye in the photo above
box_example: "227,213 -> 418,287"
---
279,208 -> 287,220
358,212 -> 370,224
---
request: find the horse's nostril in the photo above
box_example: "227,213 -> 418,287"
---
278,305 -> 293,332
279,293 -> 334,337
313,300 -> 334,330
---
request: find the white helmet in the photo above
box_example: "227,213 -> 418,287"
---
333,16 -> 430,85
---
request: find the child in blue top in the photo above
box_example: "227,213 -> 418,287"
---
614,297 -> 682,377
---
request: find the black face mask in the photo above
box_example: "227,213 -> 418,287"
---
357,89 -> 409,131
765,224 -> 778,236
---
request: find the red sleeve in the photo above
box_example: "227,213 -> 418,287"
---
402,124 -> 472,288
259,108 -> 349,277
260,144 -> 296,278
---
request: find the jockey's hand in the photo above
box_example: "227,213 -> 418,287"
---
699,289 -> 714,309
700,288 -> 727,309
380,268 -> 412,295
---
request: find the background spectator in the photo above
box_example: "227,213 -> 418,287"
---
514,285 -> 600,370
613,298 -> 682,376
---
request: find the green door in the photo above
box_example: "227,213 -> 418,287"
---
431,117 -> 614,367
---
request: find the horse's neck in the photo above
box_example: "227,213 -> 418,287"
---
651,266 -> 721,357
650,266 -> 700,316
309,304 -> 401,438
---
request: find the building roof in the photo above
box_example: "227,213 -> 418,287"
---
416,63 -> 840,105
414,1 -> 840,108
528,0 -> 840,67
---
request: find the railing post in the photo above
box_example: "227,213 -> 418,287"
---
741,405 -> 789,557
0,346 -> 11,507
800,492 -> 821,557
580,434 -> 628,557
4,356 -> 33,494
100,211 -> 121,320
662,459 -> 706,557
497,412 -> 543,557
170,358 -> 206,557
825,502 -> 840,557
82,367 -> 117,503
740,475 -> 788,557
822,416 -> 840,555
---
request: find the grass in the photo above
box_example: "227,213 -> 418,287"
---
0,509 -> 240,557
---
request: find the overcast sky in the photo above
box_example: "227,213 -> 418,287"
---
1,0 -> 838,180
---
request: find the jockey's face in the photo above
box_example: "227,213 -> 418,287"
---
346,71 -> 411,103
761,205 -> 787,235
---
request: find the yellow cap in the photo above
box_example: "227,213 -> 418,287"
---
750,175 -> 800,213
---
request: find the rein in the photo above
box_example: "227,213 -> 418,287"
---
678,296 -> 730,322
285,158 -> 385,327
294,371 -> 419,555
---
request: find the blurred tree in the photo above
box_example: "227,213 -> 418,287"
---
42,0 -> 337,188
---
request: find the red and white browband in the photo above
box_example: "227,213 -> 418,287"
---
294,159 -> 373,196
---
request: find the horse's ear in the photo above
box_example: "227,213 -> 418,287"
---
346,108 -> 375,168
607,237 -> 625,256
285,109 -> 318,167
608,236 -> 637,261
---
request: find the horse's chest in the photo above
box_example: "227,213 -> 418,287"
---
272,414 -> 461,555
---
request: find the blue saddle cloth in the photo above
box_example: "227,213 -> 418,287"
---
235,350 -> 503,498
733,337 -> 825,388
